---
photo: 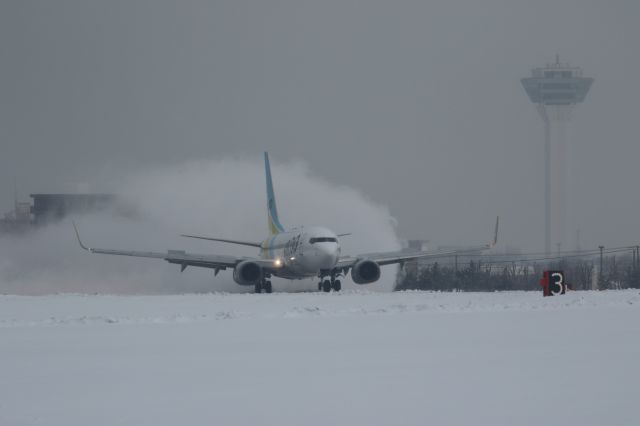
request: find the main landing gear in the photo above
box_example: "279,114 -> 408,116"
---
255,278 -> 272,294
318,276 -> 341,292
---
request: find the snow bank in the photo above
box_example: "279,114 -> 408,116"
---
1,290 -> 639,426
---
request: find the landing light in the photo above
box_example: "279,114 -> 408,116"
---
274,259 -> 283,267
289,257 -> 295,261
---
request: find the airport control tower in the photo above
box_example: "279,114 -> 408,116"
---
521,55 -> 593,254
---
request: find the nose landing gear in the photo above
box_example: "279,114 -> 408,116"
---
318,274 -> 342,292
255,278 -> 272,293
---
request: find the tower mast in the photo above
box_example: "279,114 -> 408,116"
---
521,56 -> 593,254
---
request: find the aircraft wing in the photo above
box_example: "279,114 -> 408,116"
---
335,247 -> 476,270
73,223 -> 273,273
336,217 -> 499,270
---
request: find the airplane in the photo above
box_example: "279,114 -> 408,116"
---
73,152 -> 499,293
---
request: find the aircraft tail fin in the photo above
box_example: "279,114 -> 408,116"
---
264,152 -> 285,235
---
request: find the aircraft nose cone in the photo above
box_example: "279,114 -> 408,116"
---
316,245 -> 338,269
318,254 -> 337,269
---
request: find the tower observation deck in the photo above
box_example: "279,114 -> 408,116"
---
521,55 -> 593,254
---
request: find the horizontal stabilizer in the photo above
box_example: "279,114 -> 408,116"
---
180,234 -> 262,248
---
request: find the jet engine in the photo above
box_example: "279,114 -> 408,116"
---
233,261 -> 262,285
351,259 -> 381,284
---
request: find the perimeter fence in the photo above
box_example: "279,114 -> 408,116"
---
395,246 -> 640,292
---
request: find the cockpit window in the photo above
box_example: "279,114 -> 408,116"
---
309,237 -> 337,244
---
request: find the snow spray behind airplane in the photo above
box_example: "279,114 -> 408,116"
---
0,157 -> 400,294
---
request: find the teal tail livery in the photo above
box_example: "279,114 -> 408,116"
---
264,152 -> 285,235
73,152 -> 499,293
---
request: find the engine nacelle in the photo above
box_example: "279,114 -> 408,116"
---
233,261 -> 262,286
351,259 -> 381,284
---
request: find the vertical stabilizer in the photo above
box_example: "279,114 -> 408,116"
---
264,152 -> 285,235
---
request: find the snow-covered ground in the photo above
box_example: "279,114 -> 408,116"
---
2,290 -> 639,426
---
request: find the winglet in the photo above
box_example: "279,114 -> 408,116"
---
491,216 -> 499,247
72,221 -> 91,252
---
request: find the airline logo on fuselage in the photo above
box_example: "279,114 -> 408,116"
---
284,234 -> 302,258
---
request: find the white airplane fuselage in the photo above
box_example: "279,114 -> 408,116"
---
258,226 -> 340,279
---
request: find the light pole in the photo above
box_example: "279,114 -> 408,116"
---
598,245 -> 604,290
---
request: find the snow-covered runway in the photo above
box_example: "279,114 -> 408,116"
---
2,290 -> 639,425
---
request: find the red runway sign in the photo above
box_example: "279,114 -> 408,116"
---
540,270 -> 571,296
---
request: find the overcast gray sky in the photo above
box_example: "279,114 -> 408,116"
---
1,0 -> 639,250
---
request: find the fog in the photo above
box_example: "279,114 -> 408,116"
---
0,157 -> 400,294
1,1 -> 639,252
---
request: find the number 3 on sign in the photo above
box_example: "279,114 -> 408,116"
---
550,272 -> 565,295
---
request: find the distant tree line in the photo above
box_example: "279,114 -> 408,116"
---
395,255 -> 640,292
